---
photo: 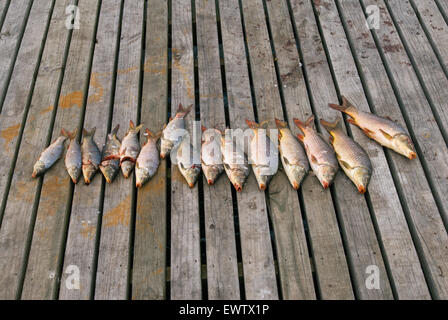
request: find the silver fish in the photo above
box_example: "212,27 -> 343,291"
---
119,120 -> 143,178
201,126 -> 224,185
64,129 -> 81,184
275,119 -> 309,190
246,120 -> 279,191
82,128 -> 101,185
294,116 -> 339,189
32,131 -> 67,178
221,130 -> 250,192
99,125 -> 121,184
160,103 -> 193,159
136,129 -> 161,188
176,136 -> 201,188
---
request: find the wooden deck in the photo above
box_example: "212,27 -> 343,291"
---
0,0 -> 447,300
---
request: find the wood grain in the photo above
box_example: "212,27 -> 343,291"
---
94,0 -> 144,300
132,0 -> 168,300
59,0 -> 122,300
0,0 -> 74,300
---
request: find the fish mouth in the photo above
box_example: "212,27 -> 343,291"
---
234,183 -> 243,192
408,152 -> 417,160
160,153 -> 166,159
188,182 -> 195,188
358,185 -> 367,194
207,179 -> 214,185
32,172 -> 38,179
71,178 -> 78,184
136,182 -> 142,188
292,181 -> 300,190
322,181 -> 330,189
259,184 -> 266,191
84,178 -> 91,185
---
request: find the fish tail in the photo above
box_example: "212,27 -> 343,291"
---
329,96 -> 357,116
294,115 -> 314,131
246,119 -> 258,129
83,127 -> 96,137
275,118 -> 288,129
201,125 -> 207,133
61,128 -> 78,140
111,124 -> 120,136
176,103 -> 193,118
144,128 -> 162,142
320,118 -> 341,132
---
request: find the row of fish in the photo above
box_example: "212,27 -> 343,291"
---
32,96 -> 417,194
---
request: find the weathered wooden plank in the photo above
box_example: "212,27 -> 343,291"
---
59,0 -> 122,300
94,0 -> 144,300
0,0 -> 10,31
410,0 -> 448,73
0,0 -> 74,300
0,0 -> 32,110
21,0 -> 100,300
0,0 -> 54,225
169,0 -> 202,300
132,0 -> 168,300
352,0 -> 448,299
316,0 -> 429,299
386,0 -> 448,149
435,0 -> 448,27
195,0 -> 240,300
242,0 -> 315,300
288,0 -> 365,300
218,0 -> 278,300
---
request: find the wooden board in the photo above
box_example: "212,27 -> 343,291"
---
0,0 -> 10,32
21,0 -> 100,300
0,0 -> 32,110
355,0 -> 448,299
169,0 -> 201,300
94,0 -> 144,300
59,0 -> 122,300
0,0 -> 53,224
195,0 -> 240,300
410,0 -> 448,74
242,0 -> 315,300
218,0 -> 278,300
317,0 -> 429,299
132,0 -> 168,300
436,0 -> 448,24
0,0 -> 74,300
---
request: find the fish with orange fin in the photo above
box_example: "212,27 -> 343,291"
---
99,125 -> 121,184
246,120 -> 279,191
176,135 -> 202,188
120,120 -> 144,178
294,116 -> 338,189
321,118 -> 372,194
201,126 -> 224,185
160,103 -> 193,159
64,129 -> 82,184
329,96 -> 417,160
32,130 -> 67,178
221,129 -> 250,192
135,129 -> 161,188
81,128 -> 101,185
275,119 -> 309,190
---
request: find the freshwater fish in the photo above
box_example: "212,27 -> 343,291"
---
32,131 -> 67,178
294,116 -> 338,189
136,129 -> 161,188
64,129 -> 81,184
81,128 -> 101,185
99,125 -> 121,184
120,120 -> 143,178
329,96 -> 416,159
246,120 -> 278,191
221,130 -> 250,192
160,103 -> 193,159
176,136 -> 201,188
275,119 -> 309,190
201,126 -> 224,185
321,118 -> 372,194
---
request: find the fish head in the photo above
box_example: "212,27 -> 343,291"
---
121,161 -> 135,179
135,168 -> 150,188
285,165 -> 308,190
255,173 -> 271,191
160,138 -> 174,159
316,164 -> 338,189
393,134 -> 417,159
351,166 -> 371,194
67,166 -> 81,184
82,165 -> 98,185
203,165 -> 222,185
32,161 -> 46,178
100,164 -> 118,184
179,164 -> 201,188
230,169 -> 247,192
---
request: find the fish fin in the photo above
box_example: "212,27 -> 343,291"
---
329,96 -> 355,114
259,120 -> 269,129
130,120 -> 135,129
320,118 -> 341,133
83,127 -> 96,137
384,116 -> 393,121
339,160 -> 352,170
305,115 -> 315,128
111,124 -> 120,136
362,127 -> 375,137
347,118 -> 357,126
176,103 -> 193,118
61,128 -> 78,140
329,133 -> 335,144
246,119 -> 258,129
201,125 -> 207,133
163,123 -> 167,130
144,129 -> 162,142
297,133 -> 305,141
282,156 -> 290,166
169,117 -> 173,122
379,129 -> 393,140
275,118 -> 288,129
134,124 -> 144,133
310,154 -> 318,164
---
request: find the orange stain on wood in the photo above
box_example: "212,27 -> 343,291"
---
40,105 -> 54,115
143,55 -> 167,76
103,195 -> 132,227
80,221 -> 96,240
117,65 -> 139,75
40,176 -> 68,217
87,73 -> 104,104
59,91 -> 84,109
0,123 -> 21,151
